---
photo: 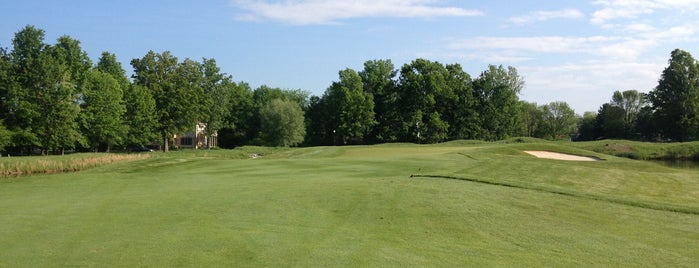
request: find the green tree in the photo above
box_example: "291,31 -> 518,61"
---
0,120 -> 12,152
219,82 -> 255,148
80,70 -> 126,152
0,46 -> 11,120
34,49 -> 84,154
394,59 -> 451,143
96,51 -> 130,90
259,98 -> 306,147
200,58 -> 232,147
518,101 -> 541,137
5,25 -> 46,151
323,68 -> 376,144
472,65 -> 524,140
648,49 -> 699,141
173,57 -> 206,135
249,86 -> 308,144
9,33 -> 90,155
131,51 -> 205,151
304,95 -> 330,146
635,106 -> 657,140
611,89 -> 646,138
53,35 -> 92,89
123,84 -> 158,147
539,101 -> 577,140
595,103 -> 626,139
359,59 -> 396,143
576,111 -> 598,141
443,63 -> 479,140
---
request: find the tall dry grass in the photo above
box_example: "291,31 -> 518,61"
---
0,153 -> 150,177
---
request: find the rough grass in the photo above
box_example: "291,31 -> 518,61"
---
570,139 -> 699,160
0,153 -> 150,177
0,142 -> 697,266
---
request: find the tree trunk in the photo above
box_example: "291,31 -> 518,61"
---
163,133 -> 169,152
106,145 -> 111,153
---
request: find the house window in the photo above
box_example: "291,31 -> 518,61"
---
180,137 -> 193,146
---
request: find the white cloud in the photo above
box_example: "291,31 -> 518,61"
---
591,0 -> 699,24
232,0 -> 483,25
449,36 -> 613,53
448,19 -> 698,63
520,61 -> 664,112
624,23 -> 656,32
448,35 -> 649,61
509,9 -> 584,25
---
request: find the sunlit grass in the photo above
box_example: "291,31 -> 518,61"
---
0,141 -> 697,266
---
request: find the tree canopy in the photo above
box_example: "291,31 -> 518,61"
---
80,70 -> 127,152
259,98 -> 306,147
648,49 -> 699,141
2,25 -> 699,155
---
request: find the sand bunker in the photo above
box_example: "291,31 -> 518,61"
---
524,151 -> 599,161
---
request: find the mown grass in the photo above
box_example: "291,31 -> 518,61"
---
0,141 -> 697,266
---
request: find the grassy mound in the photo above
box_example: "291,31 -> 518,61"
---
0,141 -> 697,266
571,140 -> 699,160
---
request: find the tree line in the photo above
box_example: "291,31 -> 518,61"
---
576,49 -> 699,142
1,26 -> 698,154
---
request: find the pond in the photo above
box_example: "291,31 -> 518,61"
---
653,160 -> 699,169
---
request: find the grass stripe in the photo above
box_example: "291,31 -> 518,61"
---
411,174 -> 699,215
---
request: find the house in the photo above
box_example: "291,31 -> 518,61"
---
174,122 -> 217,149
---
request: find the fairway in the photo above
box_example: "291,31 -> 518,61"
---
1,142 -> 698,266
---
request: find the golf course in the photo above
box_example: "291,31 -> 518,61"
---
1,140 -> 698,266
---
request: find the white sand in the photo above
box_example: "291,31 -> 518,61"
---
524,151 -> 598,161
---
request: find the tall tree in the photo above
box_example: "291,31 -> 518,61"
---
518,101 -> 541,137
0,47 -> 19,152
0,120 -> 11,152
472,65 -> 524,140
34,46 -> 84,154
131,51 -> 205,151
123,84 -> 157,147
53,35 -> 92,89
648,49 -> 699,141
611,89 -> 646,137
80,70 -> 126,152
200,58 -> 232,147
443,63 -> 479,140
259,98 -> 306,147
635,106 -> 657,140
304,95 -> 330,146
6,33 -> 91,155
5,25 -> 46,151
323,68 -> 376,144
394,59 -> 451,143
96,51 -> 130,90
219,82 -> 254,148
359,59 -> 396,143
595,103 -> 626,139
539,101 -> 577,140
576,111 -> 598,141
249,86 -> 308,143
174,57 -> 206,129
0,46 -> 11,120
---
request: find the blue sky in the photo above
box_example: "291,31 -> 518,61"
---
2,0 -> 698,113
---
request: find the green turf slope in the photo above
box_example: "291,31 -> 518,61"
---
0,143 -> 697,267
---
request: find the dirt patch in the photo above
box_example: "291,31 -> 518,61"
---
605,143 -> 633,153
524,151 -> 599,161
